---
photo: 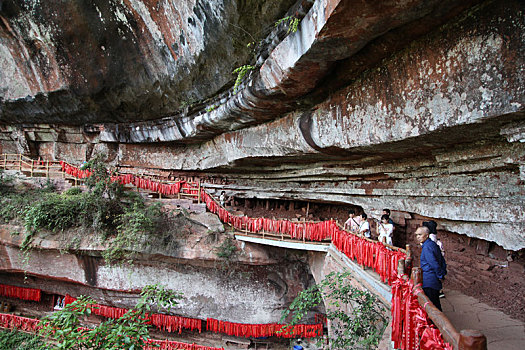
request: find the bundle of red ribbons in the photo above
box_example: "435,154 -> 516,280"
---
206,318 -> 322,338
391,278 -> 453,350
0,283 -> 41,302
60,161 -> 93,179
144,339 -> 224,350
0,312 -> 41,332
111,173 -> 197,197
60,162 -> 199,197
201,191 -> 333,241
0,312 -> 220,350
331,228 -> 406,286
64,295 -> 202,333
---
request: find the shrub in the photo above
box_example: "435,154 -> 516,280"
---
0,189 -> 47,224
281,271 -> 387,349
215,237 -> 238,260
23,193 -> 81,233
102,202 -> 163,265
0,329 -> 46,350
64,187 -> 82,196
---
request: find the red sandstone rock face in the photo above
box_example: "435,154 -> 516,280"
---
0,0 -> 297,124
0,215 -> 315,323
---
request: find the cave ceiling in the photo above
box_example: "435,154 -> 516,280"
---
0,0 -> 481,141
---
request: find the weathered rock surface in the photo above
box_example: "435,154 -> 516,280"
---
0,1 -> 524,253
0,217 -> 314,323
0,0 -> 297,124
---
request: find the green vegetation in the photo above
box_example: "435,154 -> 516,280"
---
136,284 -> 184,313
232,65 -> 255,93
275,15 -> 300,34
0,329 -> 46,350
281,271 -> 387,350
40,284 -> 182,350
0,157 -> 175,266
215,236 -> 238,260
102,201 -> 164,265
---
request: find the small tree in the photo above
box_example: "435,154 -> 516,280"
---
82,155 -> 123,201
39,284 -> 183,349
281,271 -> 387,350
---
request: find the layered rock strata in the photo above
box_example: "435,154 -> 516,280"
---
0,210 -> 316,323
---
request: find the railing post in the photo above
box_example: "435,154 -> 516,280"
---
30,160 -> 34,177
18,154 -> 22,171
197,182 -> 201,204
2,153 -> 6,169
405,244 -> 412,273
46,160 -> 49,178
397,259 -> 406,276
459,330 -> 487,350
411,266 -> 423,286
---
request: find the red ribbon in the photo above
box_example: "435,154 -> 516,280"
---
205,318 -> 322,338
0,283 -> 41,302
64,295 -> 202,334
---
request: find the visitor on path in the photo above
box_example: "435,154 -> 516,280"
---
423,220 -> 446,298
415,226 -> 447,311
377,214 -> 394,245
423,220 -> 444,256
382,208 -> 395,225
344,209 -> 360,233
219,191 -> 227,207
359,213 -> 371,238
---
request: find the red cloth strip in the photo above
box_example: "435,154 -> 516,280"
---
0,312 -> 220,350
0,312 -> 42,332
144,338 -> 224,350
205,318 -> 322,339
63,295 -> 202,334
0,283 -> 41,302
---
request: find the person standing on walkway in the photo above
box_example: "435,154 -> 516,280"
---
423,220 -> 445,256
377,214 -> 394,245
359,213 -> 371,238
382,208 -> 395,225
415,226 -> 447,311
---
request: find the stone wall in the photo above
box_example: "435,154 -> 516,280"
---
0,218 -> 315,323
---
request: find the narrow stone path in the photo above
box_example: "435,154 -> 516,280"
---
441,289 -> 525,350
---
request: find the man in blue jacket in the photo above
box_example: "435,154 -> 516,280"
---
415,226 -> 447,311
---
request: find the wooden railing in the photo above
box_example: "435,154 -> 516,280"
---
1,153 -> 487,349
1,153 -> 201,199
396,261 -> 487,350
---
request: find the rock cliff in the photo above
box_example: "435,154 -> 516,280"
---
0,1 -> 524,257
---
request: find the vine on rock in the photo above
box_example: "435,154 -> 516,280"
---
232,65 -> 255,93
281,271 -> 387,349
275,15 -> 300,34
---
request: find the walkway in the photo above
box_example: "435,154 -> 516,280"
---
442,289 -> 525,350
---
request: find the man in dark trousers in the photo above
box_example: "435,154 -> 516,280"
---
415,226 -> 447,311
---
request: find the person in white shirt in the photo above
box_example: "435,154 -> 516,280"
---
359,213 -> 371,238
219,191 -> 227,207
377,214 -> 394,245
344,209 -> 360,233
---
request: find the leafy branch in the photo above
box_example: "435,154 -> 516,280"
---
232,65 -> 255,93
275,16 -> 300,34
281,271 -> 387,349
40,285 -> 183,349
